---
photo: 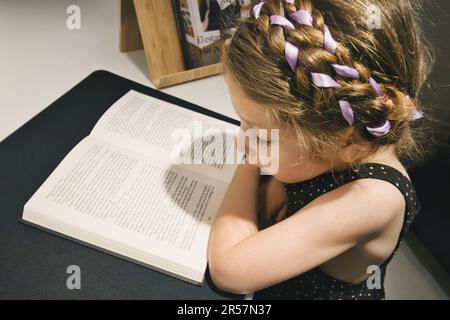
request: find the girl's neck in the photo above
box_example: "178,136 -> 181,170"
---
330,146 -> 406,174
334,145 -> 408,179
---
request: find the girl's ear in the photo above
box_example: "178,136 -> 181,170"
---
336,128 -> 375,163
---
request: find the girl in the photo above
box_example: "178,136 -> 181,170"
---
207,0 -> 434,300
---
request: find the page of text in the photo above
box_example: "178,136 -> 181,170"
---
90,90 -> 244,183
24,136 -> 228,274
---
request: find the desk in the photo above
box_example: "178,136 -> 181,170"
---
0,70 -> 243,299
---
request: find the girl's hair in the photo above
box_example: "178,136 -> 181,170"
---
222,0 -> 435,164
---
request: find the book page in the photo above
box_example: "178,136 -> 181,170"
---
24,136 -> 229,280
90,90 -> 244,184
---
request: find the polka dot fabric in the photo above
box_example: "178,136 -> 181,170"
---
253,163 -> 421,300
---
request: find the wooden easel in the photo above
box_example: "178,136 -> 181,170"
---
120,0 -> 223,89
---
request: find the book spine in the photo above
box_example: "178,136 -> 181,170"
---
172,0 -> 192,69
189,0 -> 201,46
172,0 -> 184,41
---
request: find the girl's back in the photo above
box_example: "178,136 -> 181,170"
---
207,0 -> 434,300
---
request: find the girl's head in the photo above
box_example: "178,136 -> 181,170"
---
222,0 -> 434,182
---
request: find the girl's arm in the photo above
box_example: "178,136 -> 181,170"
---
207,165 -> 287,276
207,164 -> 261,264
207,176 -> 405,295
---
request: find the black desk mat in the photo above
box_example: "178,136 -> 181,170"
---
0,70 -> 242,299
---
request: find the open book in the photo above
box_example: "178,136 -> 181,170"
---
21,89 -> 242,285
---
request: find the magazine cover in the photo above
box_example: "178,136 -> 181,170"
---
172,0 -> 252,70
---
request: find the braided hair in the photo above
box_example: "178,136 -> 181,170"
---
222,0 -> 434,163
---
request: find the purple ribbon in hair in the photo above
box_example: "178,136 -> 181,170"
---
369,77 -> 383,97
315,63 -> 393,137
411,110 -> 424,120
313,70 -> 391,137
365,78 -> 391,136
288,10 -> 313,27
253,1 -> 264,19
287,9 -> 337,54
323,25 -> 337,54
332,64 -> 360,79
269,15 -> 299,72
270,15 -> 295,29
339,100 -> 355,125
311,73 -> 342,88
253,1 -> 423,137
285,42 -> 300,72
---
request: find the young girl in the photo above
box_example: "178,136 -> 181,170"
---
207,0 -> 434,300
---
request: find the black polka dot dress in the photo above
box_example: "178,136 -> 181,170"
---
252,163 -> 421,300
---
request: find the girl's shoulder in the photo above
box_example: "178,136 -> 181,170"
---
339,174 -> 407,232
284,161 -> 415,238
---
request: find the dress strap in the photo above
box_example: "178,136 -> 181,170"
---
283,162 -> 421,268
